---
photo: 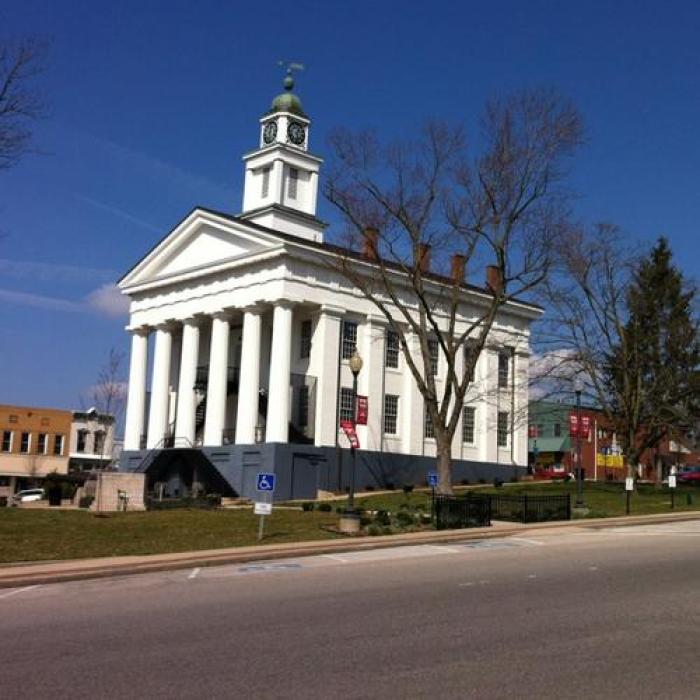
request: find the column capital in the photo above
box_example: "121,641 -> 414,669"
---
154,320 -> 178,332
270,299 -> 298,311
240,303 -> 266,316
181,313 -> 207,328
211,310 -> 233,322
316,303 -> 346,318
126,324 -> 150,336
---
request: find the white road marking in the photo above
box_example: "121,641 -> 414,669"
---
509,537 -> 545,546
323,554 -> 349,563
527,574 -> 537,579
188,568 -> 201,579
0,585 -> 40,600
427,544 -> 461,554
589,566 -> 599,571
459,582 -> 474,587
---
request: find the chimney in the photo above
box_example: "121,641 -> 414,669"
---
417,243 -> 431,273
362,226 -> 379,261
486,265 -> 503,294
451,254 -> 466,284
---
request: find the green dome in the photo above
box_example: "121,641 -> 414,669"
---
270,90 -> 306,116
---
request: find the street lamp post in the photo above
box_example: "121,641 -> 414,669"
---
347,351 -> 363,513
574,378 -> 585,509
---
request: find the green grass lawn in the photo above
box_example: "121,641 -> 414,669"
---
0,508 -> 340,564
0,482 -> 697,564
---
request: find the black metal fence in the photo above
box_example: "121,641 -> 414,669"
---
488,492 -> 571,523
434,492 -> 571,529
435,494 -> 491,530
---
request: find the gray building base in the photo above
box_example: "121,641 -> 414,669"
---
120,443 -> 526,502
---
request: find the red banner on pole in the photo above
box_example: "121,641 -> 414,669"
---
340,420 -> 360,449
355,395 -> 368,425
581,415 -> 590,440
569,413 -> 579,438
528,424 -> 539,438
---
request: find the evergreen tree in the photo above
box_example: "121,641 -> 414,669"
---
607,237 -> 699,468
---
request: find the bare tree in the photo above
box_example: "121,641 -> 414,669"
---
90,348 -> 126,467
324,89 -> 583,493
0,37 -> 47,171
536,226 -> 699,477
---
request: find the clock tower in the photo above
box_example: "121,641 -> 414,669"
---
240,68 -> 325,243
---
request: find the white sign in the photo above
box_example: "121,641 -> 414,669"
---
625,477 -> 634,491
254,502 -> 273,516
669,475 -> 677,489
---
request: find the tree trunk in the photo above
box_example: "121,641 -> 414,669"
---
436,438 -> 454,495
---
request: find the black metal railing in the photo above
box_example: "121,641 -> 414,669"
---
487,493 -> 571,523
435,494 -> 491,530
194,365 -> 239,393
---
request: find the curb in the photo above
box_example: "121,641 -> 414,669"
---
1,511 -> 698,589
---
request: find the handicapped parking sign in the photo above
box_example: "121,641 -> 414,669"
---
427,471 -> 439,487
256,473 -> 276,492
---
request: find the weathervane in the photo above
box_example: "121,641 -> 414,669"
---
278,60 -> 305,91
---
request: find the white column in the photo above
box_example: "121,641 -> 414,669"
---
360,315 -> 386,451
236,306 -> 263,444
174,318 -> 201,444
311,305 -> 344,447
124,328 -> 150,451
266,302 -> 294,443
146,324 -> 173,449
203,313 -> 230,446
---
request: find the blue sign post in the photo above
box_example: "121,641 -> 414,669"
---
256,473 -> 276,492
427,470 -> 438,523
255,473 -> 276,541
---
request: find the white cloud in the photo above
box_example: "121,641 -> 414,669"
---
84,283 -> 130,318
0,288 -> 85,313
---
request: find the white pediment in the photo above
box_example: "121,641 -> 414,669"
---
119,208 -> 284,291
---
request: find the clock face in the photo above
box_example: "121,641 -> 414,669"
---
263,121 -> 277,144
287,121 -> 306,145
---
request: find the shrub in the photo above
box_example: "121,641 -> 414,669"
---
317,502 -> 332,512
385,482 -> 396,491
374,509 -> 391,526
478,478 -> 487,484
493,478 -> 504,488
364,485 -> 375,492
402,484 -> 414,494
360,515 -> 372,527
301,502 -> 314,512
396,510 -> 415,528
510,476 -> 520,483
460,478 -> 471,485
367,524 -> 383,536
79,495 -> 94,509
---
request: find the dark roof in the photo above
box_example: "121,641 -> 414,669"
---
120,204 -> 543,312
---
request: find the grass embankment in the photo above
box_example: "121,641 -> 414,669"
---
0,508 -> 340,564
0,482 -> 697,564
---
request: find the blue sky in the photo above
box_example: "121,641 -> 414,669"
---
2,0 -> 699,413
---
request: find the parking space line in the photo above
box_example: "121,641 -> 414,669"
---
188,567 -> 200,580
0,585 -> 40,600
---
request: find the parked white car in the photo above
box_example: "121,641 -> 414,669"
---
10,488 -> 45,506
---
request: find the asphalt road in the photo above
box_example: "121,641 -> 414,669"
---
2,521 -> 699,699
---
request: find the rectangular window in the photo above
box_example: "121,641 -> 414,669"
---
339,387 -> 355,423
93,431 -> 105,454
384,395 -> 399,435
342,321 -> 357,360
261,167 -> 271,198
38,433 -> 48,454
385,330 -> 400,369
498,350 -> 510,388
300,319 -> 312,359
20,432 -> 30,453
53,434 -> 64,456
497,412 -> 509,447
77,430 -> 87,453
1,431 -> 12,452
8,414 -> 18,423
424,409 -> 435,439
288,167 -> 298,199
428,337 -> 439,376
298,386 -> 309,428
462,406 -> 475,444
554,423 -> 561,437
464,340 -> 478,382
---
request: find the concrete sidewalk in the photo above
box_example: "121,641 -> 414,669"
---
1,511 -> 698,588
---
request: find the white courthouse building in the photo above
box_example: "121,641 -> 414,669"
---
118,76 -> 541,500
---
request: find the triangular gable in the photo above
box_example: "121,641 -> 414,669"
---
119,208 -> 284,290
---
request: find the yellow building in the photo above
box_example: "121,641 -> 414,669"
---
0,404 -> 71,498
